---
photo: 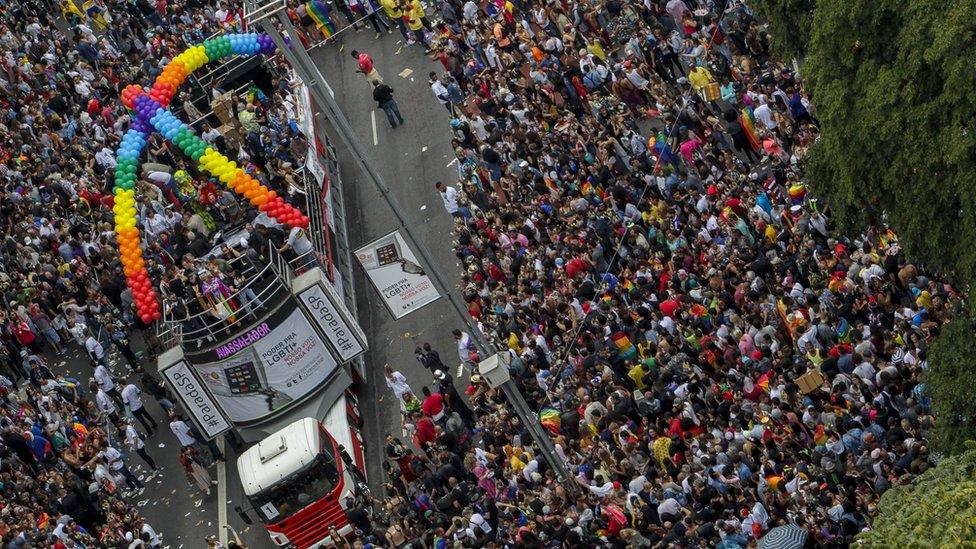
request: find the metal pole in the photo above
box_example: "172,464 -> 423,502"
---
498,379 -> 576,490
246,6 -> 573,489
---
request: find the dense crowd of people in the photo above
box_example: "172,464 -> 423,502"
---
0,0 -> 319,545
368,0 -> 950,547
0,0 -> 953,545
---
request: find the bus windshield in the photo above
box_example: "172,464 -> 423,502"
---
249,453 -> 339,523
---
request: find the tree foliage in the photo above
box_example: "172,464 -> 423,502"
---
761,0 -> 976,458
925,316 -> 976,455
802,0 -> 976,287
855,441 -> 976,546
748,0 -> 815,58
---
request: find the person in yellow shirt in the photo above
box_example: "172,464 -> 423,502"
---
404,0 -> 433,50
915,288 -> 933,309
380,0 -> 410,41
688,63 -> 714,90
61,0 -> 85,24
586,38 -> 607,62
627,362 -> 648,389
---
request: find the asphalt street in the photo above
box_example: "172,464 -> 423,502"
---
307,30 -> 470,489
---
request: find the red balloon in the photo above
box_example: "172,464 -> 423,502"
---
151,311 -> 161,320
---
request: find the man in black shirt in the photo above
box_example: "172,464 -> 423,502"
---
372,81 -> 405,128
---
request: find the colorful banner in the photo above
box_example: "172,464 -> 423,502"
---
192,306 -> 339,423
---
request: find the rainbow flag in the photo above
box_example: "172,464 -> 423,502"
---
580,177 -> 606,200
740,107 -> 760,152
611,332 -> 638,361
757,370 -> 773,392
306,0 -> 336,38
776,298 -> 792,340
836,317 -> 851,343
539,407 -> 561,435
621,278 -> 635,293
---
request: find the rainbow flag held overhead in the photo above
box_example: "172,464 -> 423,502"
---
306,0 -> 336,38
539,407 -> 561,435
740,106 -> 760,152
611,332 -> 638,362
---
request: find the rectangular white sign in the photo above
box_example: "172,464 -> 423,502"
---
354,231 -> 441,319
194,308 -> 339,424
297,283 -> 367,362
161,360 -> 231,440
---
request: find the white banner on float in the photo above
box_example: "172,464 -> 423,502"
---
354,231 -> 441,319
160,360 -> 231,440
193,308 -> 339,423
297,280 -> 367,363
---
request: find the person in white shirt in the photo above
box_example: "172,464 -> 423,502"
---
93,363 -> 123,408
466,512 -> 492,538
124,420 -> 158,473
169,416 -> 198,448
753,101 -> 778,132
435,181 -> 469,219
452,329 -> 476,364
577,475 -> 615,498
429,73 -> 451,112
98,441 -> 144,493
86,332 -> 107,367
278,226 -> 316,271
122,383 -> 158,434
144,210 -> 171,238
138,519 -> 162,549
201,122 -> 222,143
93,384 -> 120,423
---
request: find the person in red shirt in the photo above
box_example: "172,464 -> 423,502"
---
565,257 -> 589,278
659,296 -> 680,317
351,50 -> 383,86
420,386 -> 445,421
414,413 -> 437,455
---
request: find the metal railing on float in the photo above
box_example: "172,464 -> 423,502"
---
156,253 -> 291,349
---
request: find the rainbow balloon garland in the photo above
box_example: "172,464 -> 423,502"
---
113,33 -> 310,324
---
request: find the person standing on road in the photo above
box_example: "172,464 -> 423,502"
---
379,0 -> 410,41
415,342 -> 447,374
136,516 -> 163,549
92,381 -> 122,424
384,364 -> 413,410
121,419 -> 158,474
97,440 -> 144,495
429,72 -> 452,115
122,381 -> 158,435
352,50 -> 383,86
171,412 -> 226,462
372,81 -> 405,128
362,0 -> 393,38
435,181 -> 470,219
452,329 -> 478,365
180,446 -> 215,496
94,362 -> 124,409
84,329 -> 107,368
169,413 -> 198,450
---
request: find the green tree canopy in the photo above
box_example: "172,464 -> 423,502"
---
760,0 -> 976,455
803,0 -> 976,286
748,0 -> 815,58
925,315 -> 976,456
855,442 -> 976,546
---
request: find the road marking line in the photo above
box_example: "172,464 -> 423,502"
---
371,110 -> 378,146
217,436 -> 228,546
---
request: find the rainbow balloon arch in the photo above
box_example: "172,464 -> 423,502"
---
113,33 -> 310,324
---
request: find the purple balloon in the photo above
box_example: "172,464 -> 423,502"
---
131,119 -> 150,134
